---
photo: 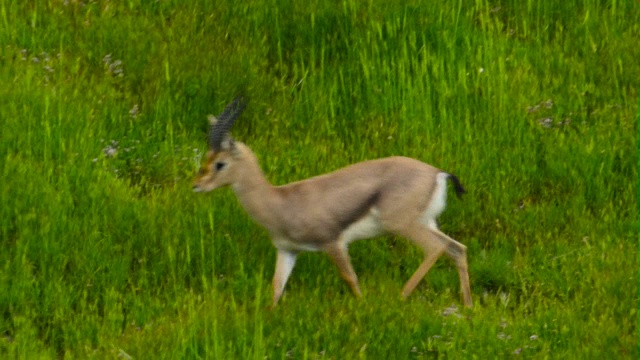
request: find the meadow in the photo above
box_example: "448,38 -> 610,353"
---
1,0 -> 638,358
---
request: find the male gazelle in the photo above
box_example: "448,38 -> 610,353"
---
193,97 -> 473,308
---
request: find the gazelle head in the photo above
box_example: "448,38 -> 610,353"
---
193,97 -> 246,193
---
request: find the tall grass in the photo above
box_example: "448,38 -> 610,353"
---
1,0 -> 638,358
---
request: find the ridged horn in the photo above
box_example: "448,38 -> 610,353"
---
208,96 -> 246,151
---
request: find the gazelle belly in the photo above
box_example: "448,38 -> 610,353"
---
340,208 -> 384,245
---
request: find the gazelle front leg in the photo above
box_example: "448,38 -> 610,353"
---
272,248 -> 297,308
325,243 -> 362,298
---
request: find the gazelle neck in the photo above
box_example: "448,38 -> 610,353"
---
230,143 -> 281,230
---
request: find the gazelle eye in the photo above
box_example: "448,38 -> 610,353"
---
215,162 -> 226,171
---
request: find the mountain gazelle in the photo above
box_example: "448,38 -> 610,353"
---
193,97 -> 473,308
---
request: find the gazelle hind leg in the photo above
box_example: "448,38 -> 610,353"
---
396,223 -> 448,298
429,227 -> 473,307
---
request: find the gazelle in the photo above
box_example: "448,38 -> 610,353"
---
193,97 -> 473,308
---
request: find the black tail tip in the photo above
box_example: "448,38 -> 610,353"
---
447,173 -> 466,198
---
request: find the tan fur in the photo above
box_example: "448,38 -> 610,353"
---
194,141 -> 472,308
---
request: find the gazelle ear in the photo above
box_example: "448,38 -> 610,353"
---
221,136 -> 237,152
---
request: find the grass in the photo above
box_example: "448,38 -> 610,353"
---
1,0 -> 638,358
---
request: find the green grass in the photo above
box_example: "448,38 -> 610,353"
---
1,0 -> 638,358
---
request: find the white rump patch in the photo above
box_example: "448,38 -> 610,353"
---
422,172 -> 449,229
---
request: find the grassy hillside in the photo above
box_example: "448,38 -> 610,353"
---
1,0 -> 638,358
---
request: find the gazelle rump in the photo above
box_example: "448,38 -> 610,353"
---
193,97 -> 472,308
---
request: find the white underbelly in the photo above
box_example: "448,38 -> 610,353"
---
340,208 -> 384,245
272,208 -> 384,252
272,236 -> 321,252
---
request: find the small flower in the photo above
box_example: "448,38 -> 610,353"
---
527,99 -> 553,113
102,140 -> 118,157
103,146 -> 117,157
110,60 -> 124,76
558,118 -> 571,127
537,117 -> 553,128
442,305 -> 461,317
129,104 -> 139,119
103,55 -> 124,77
